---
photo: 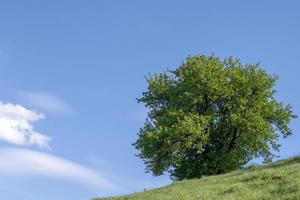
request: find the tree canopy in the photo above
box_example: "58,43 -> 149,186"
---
134,55 -> 296,180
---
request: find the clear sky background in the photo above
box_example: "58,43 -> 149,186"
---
0,0 -> 299,199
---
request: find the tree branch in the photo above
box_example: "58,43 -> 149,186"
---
227,127 -> 238,152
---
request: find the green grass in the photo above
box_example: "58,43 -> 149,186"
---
94,156 -> 300,200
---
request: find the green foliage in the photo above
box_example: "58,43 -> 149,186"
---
133,55 -> 296,180
94,155 -> 300,200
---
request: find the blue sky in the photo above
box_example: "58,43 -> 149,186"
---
0,0 -> 299,199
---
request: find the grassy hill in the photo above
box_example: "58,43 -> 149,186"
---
94,156 -> 300,200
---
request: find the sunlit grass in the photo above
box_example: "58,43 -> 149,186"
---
94,156 -> 300,200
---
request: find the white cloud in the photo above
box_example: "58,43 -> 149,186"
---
0,102 -> 50,148
0,147 -> 117,190
18,91 -> 73,114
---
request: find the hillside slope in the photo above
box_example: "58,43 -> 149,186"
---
94,156 -> 300,200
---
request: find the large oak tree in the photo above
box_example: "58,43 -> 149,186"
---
134,55 -> 296,180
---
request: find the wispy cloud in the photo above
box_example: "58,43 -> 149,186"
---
0,51 -> 7,59
18,91 -> 73,115
0,147 -> 117,190
0,102 -> 50,148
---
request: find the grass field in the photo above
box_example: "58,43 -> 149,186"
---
94,156 -> 300,200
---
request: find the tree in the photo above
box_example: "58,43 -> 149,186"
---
133,55 -> 296,180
